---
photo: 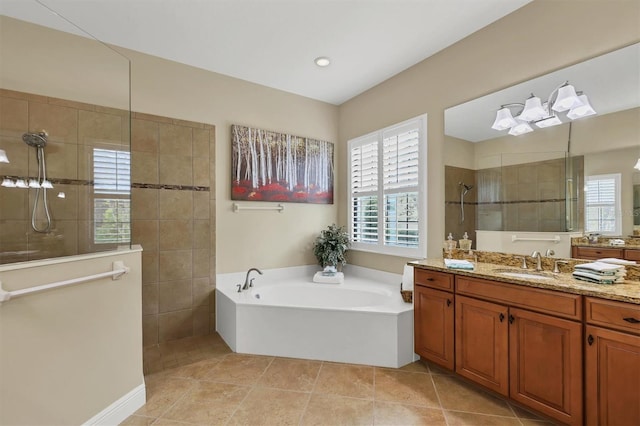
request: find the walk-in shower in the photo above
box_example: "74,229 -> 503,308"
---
459,181 -> 474,223
22,130 -> 52,233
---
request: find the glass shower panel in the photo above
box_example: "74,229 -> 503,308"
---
0,2 -> 131,264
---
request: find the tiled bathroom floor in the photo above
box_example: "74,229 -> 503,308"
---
123,334 -> 556,425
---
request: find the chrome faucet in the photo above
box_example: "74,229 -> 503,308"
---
530,251 -> 543,271
242,267 -> 263,290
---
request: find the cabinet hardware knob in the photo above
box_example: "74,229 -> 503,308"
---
623,317 -> 640,324
587,335 -> 594,345
446,299 -> 452,307
426,278 -> 435,281
508,314 -> 515,324
499,313 -> 505,322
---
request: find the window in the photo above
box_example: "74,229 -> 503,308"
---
585,173 -> 621,235
93,148 -> 131,244
348,116 -> 426,257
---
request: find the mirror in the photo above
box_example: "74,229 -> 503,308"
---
444,43 -> 640,257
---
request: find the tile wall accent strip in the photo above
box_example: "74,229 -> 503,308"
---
445,198 -> 569,205
1,176 -> 210,192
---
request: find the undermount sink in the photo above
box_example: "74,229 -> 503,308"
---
492,268 -> 556,281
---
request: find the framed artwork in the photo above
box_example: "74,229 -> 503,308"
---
231,125 -> 334,204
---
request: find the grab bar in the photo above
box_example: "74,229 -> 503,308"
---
232,202 -> 284,213
511,235 -> 561,243
0,261 -> 130,304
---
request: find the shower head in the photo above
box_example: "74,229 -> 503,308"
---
459,182 -> 474,194
22,131 -> 48,148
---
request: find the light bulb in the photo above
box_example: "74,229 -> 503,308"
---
15,179 -> 28,188
28,179 -> 41,188
1,178 -> 16,187
41,180 -> 54,189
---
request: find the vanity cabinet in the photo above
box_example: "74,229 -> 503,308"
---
413,270 -> 454,369
585,297 -> 640,426
455,276 -> 583,425
624,248 -> 640,261
572,246 -> 623,260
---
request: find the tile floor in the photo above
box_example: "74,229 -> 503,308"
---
123,334 -> 557,425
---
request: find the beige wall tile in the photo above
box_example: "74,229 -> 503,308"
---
192,220 -> 209,249
28,102 -> 78,144
159,189 -> 192,219
159,123 -> 192,155
192,157 -> 209,187
142,250 -> 159,284
78,110 -> 123,145
192,128 -> 210,159
159,155 -> 192,186
158,309 -> 193,342
131,119 -> 159,153
192,277 -> 211,307
132,219 -> 159,252
143,314 -> 159,346
192,248 -> 210,278
192,191 -> 209,219
132,188 -> 158,220
0,136 -> 30,176
46,184 -> 78,221
192,305 -> 209,336
159,279 -> 193,313
0,220 -> 28,252
159,249 -> 192,281
142,283 -> 159,315
159,219 -> 193,251
0,187 -> 28,220
131,151 -> 158,184
0,96 -> 28,135
28,141 -> 77,179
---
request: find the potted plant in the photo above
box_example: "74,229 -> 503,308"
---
313,224 -> 350,273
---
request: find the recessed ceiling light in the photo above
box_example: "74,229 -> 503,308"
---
314,56 -> 331,67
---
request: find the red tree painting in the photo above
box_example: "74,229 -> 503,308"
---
231,125 -> 334,204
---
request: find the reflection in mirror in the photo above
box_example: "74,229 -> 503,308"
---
634,173 -> 640,235
444,43 -> 640,257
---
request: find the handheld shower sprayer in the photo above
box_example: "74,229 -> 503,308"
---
459,182 -> 474,223
22,130 -> 52,233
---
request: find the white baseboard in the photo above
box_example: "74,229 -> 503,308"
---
83,382 -> 146,426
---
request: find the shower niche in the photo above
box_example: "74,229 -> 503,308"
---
0,8 -> 131,264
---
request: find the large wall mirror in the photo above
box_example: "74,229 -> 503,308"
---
444,43 -> 640,257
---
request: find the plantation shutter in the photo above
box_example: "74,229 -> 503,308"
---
93,148 -> 131,244
585,174 -> 620,234
351,138 -> 379,243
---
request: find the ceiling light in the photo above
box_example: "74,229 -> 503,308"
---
491,107 -> 518,130
314,56 -> 331,67
14,179 -> 28,188
490,81 -> 596,136
0,149 -> 9,163
635,158 -> 640,171
1,178 -> 16,188
28,179 -> 41,188
41,180 -> 54,189
566,95 -> 596,120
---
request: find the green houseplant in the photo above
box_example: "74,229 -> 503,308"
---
313,224 -> 350,271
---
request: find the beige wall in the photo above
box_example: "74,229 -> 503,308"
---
0,248 -> 143,425
339,0 -> 640,272
1,16 -> 339,275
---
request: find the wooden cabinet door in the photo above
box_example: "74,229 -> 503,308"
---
585,325 -> 640,426
509,308 -> 583,425
414,285 -> 454,370
455,295 -> 509,396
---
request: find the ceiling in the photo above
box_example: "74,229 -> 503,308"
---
0,0 -> 532,105
445,43 -> 640,143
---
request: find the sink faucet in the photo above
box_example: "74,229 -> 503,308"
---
242,267 -> 263,290
530,251 -> 543,271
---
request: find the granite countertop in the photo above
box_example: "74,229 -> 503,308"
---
571,236 -> 640,248
410,258 -> 640,305
573,243 -> 638,249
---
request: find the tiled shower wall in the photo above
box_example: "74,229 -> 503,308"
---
444,166 -> 477,247
131,113 -> 216,346
455,156 -> 584,234
0,89 -> 216,345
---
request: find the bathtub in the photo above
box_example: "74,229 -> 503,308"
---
216,265 -> 415,368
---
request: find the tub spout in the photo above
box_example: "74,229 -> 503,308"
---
242,267 -> 263,290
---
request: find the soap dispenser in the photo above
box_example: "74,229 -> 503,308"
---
459,232 -> 472,251
444,233 -> 457,258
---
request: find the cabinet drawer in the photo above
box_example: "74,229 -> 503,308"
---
585,297 -> 640,335
624,249 -> 640,261
414,269 -> 453,291
574,246 -> 623,259
456,276 -> 582,320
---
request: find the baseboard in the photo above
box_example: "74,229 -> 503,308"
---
83,382 -> 146,425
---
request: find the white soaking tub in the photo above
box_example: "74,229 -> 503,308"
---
215,265 -> 415,368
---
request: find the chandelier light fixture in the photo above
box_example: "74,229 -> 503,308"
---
491,81 -> 596,136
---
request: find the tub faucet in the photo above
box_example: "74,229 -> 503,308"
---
242,267 -> 263,290
530,251 -> 543,271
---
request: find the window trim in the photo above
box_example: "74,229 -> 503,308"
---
347,115 -> 427,258
584,173 -> 622,236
